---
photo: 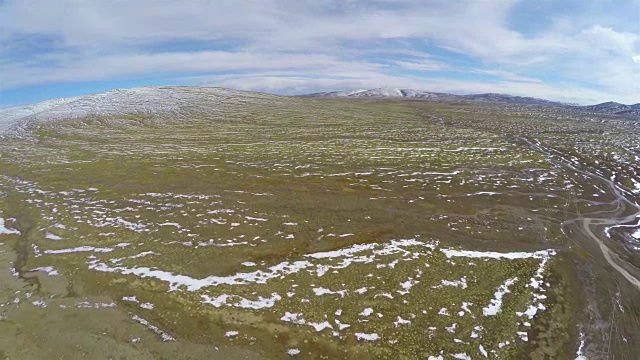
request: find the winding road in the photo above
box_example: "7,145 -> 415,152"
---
523,137 -> 640,291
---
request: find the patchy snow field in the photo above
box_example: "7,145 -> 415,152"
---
1,87 -> 638,358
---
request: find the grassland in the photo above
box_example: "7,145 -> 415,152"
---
0,89 -> 638,359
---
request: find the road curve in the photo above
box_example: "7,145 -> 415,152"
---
522,137 -> 640,291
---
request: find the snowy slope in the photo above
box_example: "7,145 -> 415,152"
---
0,86 -> 280,137
0,96 -> 82,135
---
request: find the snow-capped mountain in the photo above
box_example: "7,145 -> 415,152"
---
302,90 -> 369,97
302,88 -> 450,99
348,88 -> 451,99
302,87 -> 564,105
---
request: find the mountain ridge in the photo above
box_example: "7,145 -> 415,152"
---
301,87 -> 640,111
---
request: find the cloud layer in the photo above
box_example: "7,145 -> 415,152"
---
1,0 -> 638,105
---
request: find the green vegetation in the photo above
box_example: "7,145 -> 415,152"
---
0,94 -> 638,359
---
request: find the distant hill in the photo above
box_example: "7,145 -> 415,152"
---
581,102 -> 640,115
300,87 -> 639,119
2,87 -> 638,138
0,86 -> 282,137
457,93 -> 565,107
302,87 -> 568,106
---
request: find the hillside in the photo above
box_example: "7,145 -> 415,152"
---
0,86 -> 282,137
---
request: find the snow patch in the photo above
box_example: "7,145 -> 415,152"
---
0,218 -> 20,235
308,321 -> 333,332
281,312 -> 305,325
46,246 -> 114,254
202,293 -> 282,309
483,277 -> 518,316
575,332 -> 587,360
45,232 -> 63,241
355,332 -> 380,341
441,248 -> 551,260
30,266 -> 59,275
130,314 -> 175,342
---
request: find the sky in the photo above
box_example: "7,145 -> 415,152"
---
0,0 -> 639,107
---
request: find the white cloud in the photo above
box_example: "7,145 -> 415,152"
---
581,25 -> 639,55
394,61 -> 543,84
395,60 -> 453,72
0,51 -> 342,89
0,0 -> 638,104
466,70 -> 542,84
